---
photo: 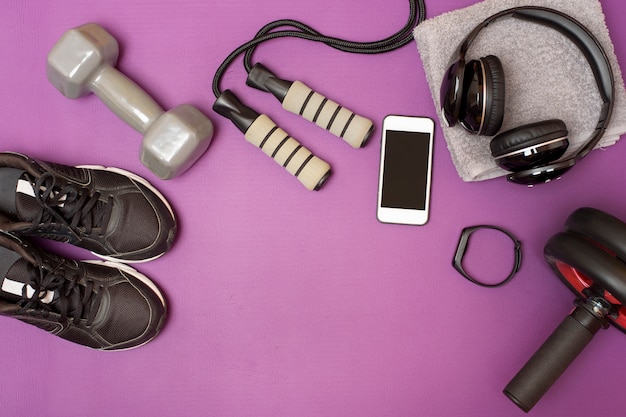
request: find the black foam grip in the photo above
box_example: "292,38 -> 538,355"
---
504,306 -> 603,412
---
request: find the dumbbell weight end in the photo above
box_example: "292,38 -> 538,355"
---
141,104 -> 214,180
47,22 -> 214,180
47,23 -> 164,134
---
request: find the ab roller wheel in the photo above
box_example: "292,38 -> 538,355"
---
504,208 -> 626,412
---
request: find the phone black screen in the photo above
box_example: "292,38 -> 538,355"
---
381,130 -> 430,210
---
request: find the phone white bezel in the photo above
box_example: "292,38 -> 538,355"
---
376,115 -> 435,226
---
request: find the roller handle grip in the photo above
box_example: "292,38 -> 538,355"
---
282,81 -> 373,149
504,305 -> 605,412
245,114 -> 331,191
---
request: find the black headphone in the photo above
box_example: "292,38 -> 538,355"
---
440,7 -> 615,185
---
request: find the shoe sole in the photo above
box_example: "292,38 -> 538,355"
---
78,165 -> 176,264
84,259 -> 167,351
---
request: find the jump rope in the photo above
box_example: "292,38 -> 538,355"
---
215,3 -> 622,413
212,0 -> 426,190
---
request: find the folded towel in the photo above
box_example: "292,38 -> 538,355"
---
413,0 -> 626,182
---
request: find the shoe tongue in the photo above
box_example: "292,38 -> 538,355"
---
0,244 -> 55,304
0,168 -> 30,217
12,173 -> 75,223
2,170 -> 44,223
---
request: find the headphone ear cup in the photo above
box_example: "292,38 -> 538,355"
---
481,55 -> 506,136
460,55 -> 505,136
490,119 -> 569,171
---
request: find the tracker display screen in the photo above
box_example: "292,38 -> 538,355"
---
381,130 -> 430,210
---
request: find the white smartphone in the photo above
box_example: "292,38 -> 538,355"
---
376,115 -> 435,225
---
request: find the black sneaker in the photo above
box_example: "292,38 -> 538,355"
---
0,231 -> 166,350
0,152 -> 176,263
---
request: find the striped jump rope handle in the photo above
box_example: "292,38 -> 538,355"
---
213,89 -> 331,191
281,81 -> 374,149
245,114 -> 331,191
246,64 -> 374,149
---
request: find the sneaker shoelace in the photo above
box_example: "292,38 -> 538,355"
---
26,173 -> 114,238
17,255 -> 104,326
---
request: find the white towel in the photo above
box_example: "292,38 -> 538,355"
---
413,0 -> 626,182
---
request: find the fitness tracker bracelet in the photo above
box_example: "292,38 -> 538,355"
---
453,225 -> 522,288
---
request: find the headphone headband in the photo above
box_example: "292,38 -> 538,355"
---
443,6 -> 614,163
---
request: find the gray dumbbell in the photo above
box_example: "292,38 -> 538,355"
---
47,23 -> 213,180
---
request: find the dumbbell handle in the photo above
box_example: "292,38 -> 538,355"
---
89,65 -> 164,134
245,114 -> 331,191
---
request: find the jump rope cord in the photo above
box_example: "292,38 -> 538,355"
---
211,0 -> 426,98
